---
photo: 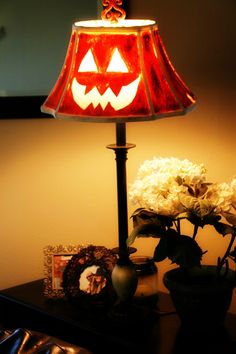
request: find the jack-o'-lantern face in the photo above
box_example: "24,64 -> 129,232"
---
71,36 -> 141,113
41,22 -> 196,120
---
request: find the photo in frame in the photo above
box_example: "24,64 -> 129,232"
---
62,245 -> 117,306
43,244 -> 82,298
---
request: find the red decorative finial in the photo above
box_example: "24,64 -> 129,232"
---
102,0 -> 126,23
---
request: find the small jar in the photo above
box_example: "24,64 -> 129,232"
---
131,255 -> 158,308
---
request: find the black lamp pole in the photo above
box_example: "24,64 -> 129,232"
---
107,122 -> 135,260
107,123 -> 137,302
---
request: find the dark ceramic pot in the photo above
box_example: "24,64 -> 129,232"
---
163,265 -> 235,330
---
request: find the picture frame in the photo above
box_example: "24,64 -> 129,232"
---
43,244 -> 82,298
62,245 -> 117,306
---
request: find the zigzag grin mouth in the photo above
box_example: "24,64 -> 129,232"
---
71,76 -> 140,111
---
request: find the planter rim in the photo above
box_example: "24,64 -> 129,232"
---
163,265 -> 236,293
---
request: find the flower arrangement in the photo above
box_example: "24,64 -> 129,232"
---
128,157 -> 236,274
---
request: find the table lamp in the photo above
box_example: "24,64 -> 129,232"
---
41,0 -> 196,304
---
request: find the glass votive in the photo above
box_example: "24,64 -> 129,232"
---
131,255 -> 158,308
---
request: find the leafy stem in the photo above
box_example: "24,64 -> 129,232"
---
218,232 -> 236,274
174,219 -> 181,235
193,224 -> 199,240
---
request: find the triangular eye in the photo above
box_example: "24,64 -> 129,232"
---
107,48 -> 129,73
78,49 -> 98,72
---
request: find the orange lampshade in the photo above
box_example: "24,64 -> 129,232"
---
41,19 -> 196,122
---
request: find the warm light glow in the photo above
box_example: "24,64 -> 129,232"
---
107,48 -> 129,73
72,45 -> 139,111
71,75 -> 140,111
78,49 -> 98,72
78,47 -> 129,74
75,19 -> 155,29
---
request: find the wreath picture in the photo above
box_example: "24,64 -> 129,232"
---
63,245 -> 117,306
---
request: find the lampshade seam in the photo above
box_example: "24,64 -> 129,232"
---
151,30 -> 185,113
137,30 -> 154,116
55,30 -> 78,117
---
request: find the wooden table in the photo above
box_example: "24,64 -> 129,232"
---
0,279 -> 236,354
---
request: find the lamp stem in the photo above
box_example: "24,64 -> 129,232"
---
107,123 -> 135,261
116,122 -> 126,146
115,123 -> 129,260
107,123 -> 137,304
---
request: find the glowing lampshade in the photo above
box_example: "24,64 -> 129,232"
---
41,19 -> 196,122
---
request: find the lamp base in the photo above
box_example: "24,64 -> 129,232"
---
112,257 -> 138,304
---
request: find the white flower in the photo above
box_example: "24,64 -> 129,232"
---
129,157 -> 207,216
129,156 -> 236,222
205,182 -> 233,213
129,157 -> 236,272
230,178 -> 236,207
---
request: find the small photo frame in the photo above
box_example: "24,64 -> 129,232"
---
63,245 -> 117,306
43,244 -> 82,298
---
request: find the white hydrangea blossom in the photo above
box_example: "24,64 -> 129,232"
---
230,178 -> 236,208
129,157 -> 236,218
206,182 -> 234,213
129,157 -> 207,216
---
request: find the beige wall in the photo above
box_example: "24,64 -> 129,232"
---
0,0 -> 236,310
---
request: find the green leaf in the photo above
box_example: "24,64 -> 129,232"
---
131,208 -> 174,229
154,229 -> 182,262
164,234 -> 203,268
229,246 -> 236,262
202,213 -> 221,225
130,208 -> 144,218
179,194 -> 196,210
153,238 -> 169,262
179,194 -> 216,221
169,235 -> 203,268
131,208 -> 157,219
153,231 -> 203,268
213,221 -> 235,236
127,223 -> 164,246
192,199 -> 215,218
131,209 -> 160,228
222,211 -> 236,226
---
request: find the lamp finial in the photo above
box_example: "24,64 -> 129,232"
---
101,0 -> 126,23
